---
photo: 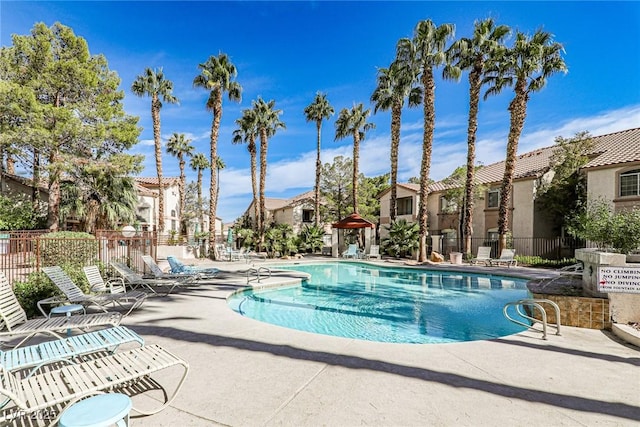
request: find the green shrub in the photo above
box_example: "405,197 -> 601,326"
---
39,231 -> 99,267
514,255 -> 576,268
13,272 -> 61,318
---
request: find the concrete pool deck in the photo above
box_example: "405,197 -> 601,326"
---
97,258 -> 640,425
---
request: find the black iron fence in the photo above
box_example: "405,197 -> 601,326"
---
440,236 -> 595,260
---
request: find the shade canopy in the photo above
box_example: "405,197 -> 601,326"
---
331,213 -> 375,229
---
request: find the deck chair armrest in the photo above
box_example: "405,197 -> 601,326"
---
36,296 -> 67,318
105,277 -> 126,293
24,356 -> 78,379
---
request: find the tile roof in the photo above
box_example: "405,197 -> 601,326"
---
581,127 -> 640,169
392,127 -> 640,193
134,177 -> 180,186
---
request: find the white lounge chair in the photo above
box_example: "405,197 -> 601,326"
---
0,343 -> 189,424
83,265 -> 148,314
470,246 -> 492,266
365,245 -> 381,260
41,266 -> 147,317
489,249 -> 518,267
0,272 -> 121,348
110,261 -> 182,296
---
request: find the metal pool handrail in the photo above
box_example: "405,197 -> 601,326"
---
503,298 -> 562,340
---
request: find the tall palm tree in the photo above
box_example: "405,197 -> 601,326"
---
252,97 -> 285,248
304,92 -> 335,227
189,152 -> 210,235
215,156 -> 225,210
334,103 -> 375,214
131,67 -> 178,234
166,132 -> 194,238
193,53 -> 242,259
484,29 -> 567,252
371,52 -> 421,222
402,19 -> 455,262
232,108 -> 259,232
445,18 -> 510,255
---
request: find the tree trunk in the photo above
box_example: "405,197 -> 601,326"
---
178,157 -> 187,240
498,78 -> 528,253
390,100 -> 402,222
418,69 -> 435,262
249,139 -> 259,234
47,151 -> 60,231
197,169 -> 204,233
315,120 -> 322,227
151,96 -> 165,234
352,132 -> 360,214
463,66 -> 481,255
208,92 -> 222,259
258,128 -> 269,251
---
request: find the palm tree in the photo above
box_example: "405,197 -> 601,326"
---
304,92 -> 334,227
484,29 -> 567,252
371,52 -> 421,222
189,153 -> 210,235
214,156 -> 225,210
131,67 -> 178,234
166,132 -> 194,239
334,103 -> 375,214
193,53 -> 242,259
232,108 -> 259,232
252,97 -> 285,248
445,18 -> 510,255
401,19 -> 455,262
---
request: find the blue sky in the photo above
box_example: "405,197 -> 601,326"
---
2,1 -> 639,223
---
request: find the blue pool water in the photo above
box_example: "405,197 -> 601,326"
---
228,263 -> 531,344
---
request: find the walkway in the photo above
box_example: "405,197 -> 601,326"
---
117,258 -> 640,426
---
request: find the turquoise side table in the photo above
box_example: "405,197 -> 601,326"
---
49,304 -> 86,336
59,393 -> 132,427
49,304 -> 86,318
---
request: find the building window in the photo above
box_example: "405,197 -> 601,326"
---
302,209 -> 314,223
397,197 -> 413,215
487,228 -> 499,241
171,220 -> 176,231
487,189 -> 500,208
440,196 -> 458,214
171,209 -> 177,218
620,169 -> 640,197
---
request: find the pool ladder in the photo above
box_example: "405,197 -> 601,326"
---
247,266 -> 271,284
503,299 -> 561,340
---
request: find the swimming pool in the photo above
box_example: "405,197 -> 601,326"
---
228,263 -> 531,344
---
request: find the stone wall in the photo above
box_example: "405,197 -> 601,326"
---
531,293 -> 611,330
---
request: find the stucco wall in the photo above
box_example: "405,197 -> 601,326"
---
512,179 -> 535,238
587,167 -> 617,207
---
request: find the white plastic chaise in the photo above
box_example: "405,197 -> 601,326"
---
41,266 -> 147,317
0,272 -> 121,348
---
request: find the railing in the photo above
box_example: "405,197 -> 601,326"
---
246,267 -> 271,284
0,230 -> 157,285
440,236 -> 593,259
503,299 -> 562,340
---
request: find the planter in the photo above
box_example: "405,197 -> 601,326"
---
449,252 -> 462,265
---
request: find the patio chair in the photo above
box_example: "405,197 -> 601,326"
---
365,245 -> 381,260
0,272 -> 121,348
489,249 -> 518,267
342,244 -> 359,259
141,255 -> 200,283
470,246 -> 492,266
166,256 -> 220,277
110,261 -> 182,296
0,326 -> 144,372
41,266 -> 147,317
0,343 -> 189,424
83,265 -> 148,313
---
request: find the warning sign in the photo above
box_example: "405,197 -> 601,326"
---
598,267 -> 640,294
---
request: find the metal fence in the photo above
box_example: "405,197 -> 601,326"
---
0,230 -> 157,285
440,236 -> 594,259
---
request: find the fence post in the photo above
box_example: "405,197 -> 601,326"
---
35,236 -> 41,272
